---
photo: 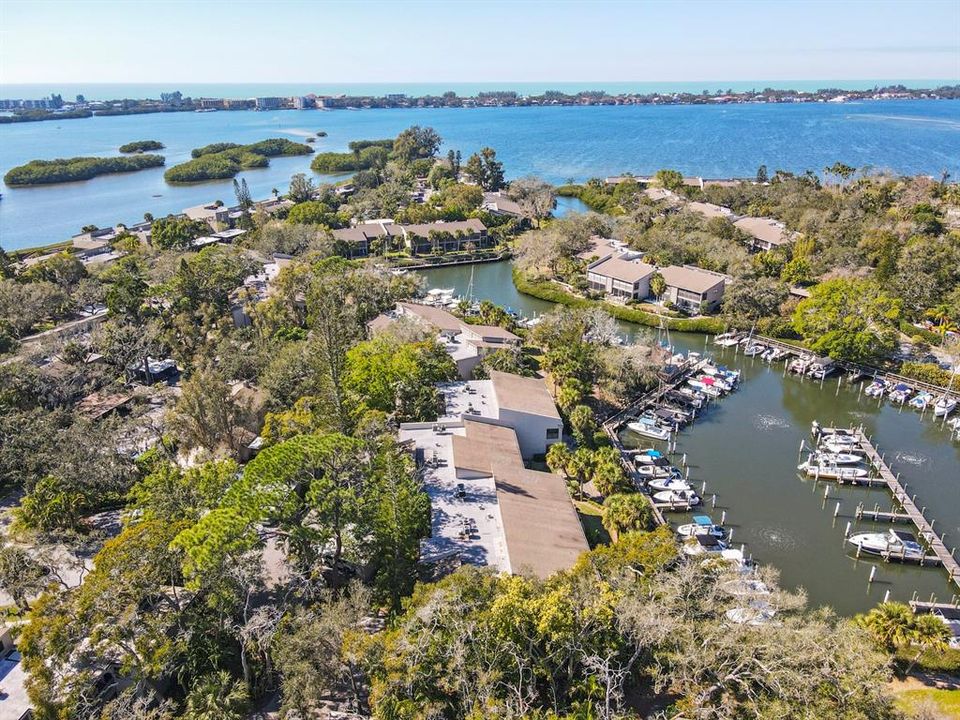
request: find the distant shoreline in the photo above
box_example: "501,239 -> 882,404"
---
2,83 -> 958,123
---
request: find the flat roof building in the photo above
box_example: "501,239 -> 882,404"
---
371,302 -> 520,380
399,375 -> 586,578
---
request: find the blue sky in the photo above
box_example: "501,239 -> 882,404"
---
1,0 -> 958,84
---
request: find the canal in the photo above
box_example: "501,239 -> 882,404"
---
418,260 -> 960,616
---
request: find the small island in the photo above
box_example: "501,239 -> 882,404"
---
164,138 -> 313,182
3,154 -> 165,186
119,139 -> 165,153
310,138 -> 393,172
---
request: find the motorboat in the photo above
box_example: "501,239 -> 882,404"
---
696,374 -> 732,392
788,356 -> 813,374
683,533 -> 728,556
846,528 -> 926,561
654,407 -> 691,425
811,451 -> 863,465
909,391 -> 934,410
819,439 -> 862,455
652,488 -> 701,507
864,379 -> 888,397
676,515 -> 726,539
764,347 -> 789,362
947,416 -> 960,431
636,462 -> 680,479
665,390 -> 701,409
632,449 -> 667,465
742,343 -> 767,357
888,383 -> 913,403
647,475 -> 693,493
674,387 -> 707,407
687,378 -> 722,397
714,332 -> 741,347
702,364 -> 740,383
933,395 -> 958,417
797,458 -> 869,480
627,422 -> 671,441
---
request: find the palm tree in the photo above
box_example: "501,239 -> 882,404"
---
601,493 -> 652,542
905,614 -> 951,673
184,671 -> 249,720
546,442 -> 572,478
856,602 -> 917,651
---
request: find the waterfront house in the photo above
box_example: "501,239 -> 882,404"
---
402,218 -> 490,255
398,372 -> 584,576
481,191 -> 524,218
331,220 -> 403,257
183,201 -> 231,226
371,302 -> 521,379
586,254 -> 656,301
687,201 -> 735,220
658,264 -> 728,312
733,216 -> 796,252
576,236 -> 623,263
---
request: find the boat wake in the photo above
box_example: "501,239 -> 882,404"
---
847,114 -> 960,130
753,413 -> 790,431
754,525 -> 800,550
892,451 -> 927,467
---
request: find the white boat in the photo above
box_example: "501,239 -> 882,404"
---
676,515 -> 726,539
632,449 -> 667,464
714,332 -> 740,347
647,475 -> 693,493
819,439 -> 862,455
702,364 -> 740,383
687,379 -> 722,397
699,374 -> 733,392
888,384 -> 913,403
846,529 -> 926,561
811,451 -> 862,465
933,395 -> 958,417
909,391 -> 934,410
636,463 -> 680,479
797,459 -> 869,480
683,534 -> 728,556
788,356 -> 812,374
742,343 -> 766,357
947,416 -> 960,431
627,422 -> 670,441
675,387 -> 707,407
864,379 -> 887,397
764,347 -> 789,362
652,489 -> 701,506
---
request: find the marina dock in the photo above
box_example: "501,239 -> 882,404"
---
851,429 -> 960,588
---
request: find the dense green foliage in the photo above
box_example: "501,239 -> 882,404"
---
165,138 -> 312,182
4,154 -> 165,185
119,139 -> 165,153
311,144 -> 391,173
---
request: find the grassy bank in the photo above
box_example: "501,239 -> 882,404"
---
512,268 -> 727,334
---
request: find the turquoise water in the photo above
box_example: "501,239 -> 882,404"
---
419,261 -> 960,615
5,80 -> 956,101
2,99 -> 959,250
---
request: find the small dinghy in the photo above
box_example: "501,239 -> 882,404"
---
676,515 -> 726,539
846,529 -> 926,561
652,488 -> 701,507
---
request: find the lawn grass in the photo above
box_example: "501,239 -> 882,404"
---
893,688 -> 960,718
575,499 -> 611,547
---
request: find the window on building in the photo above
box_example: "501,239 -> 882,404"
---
546,428 -> 560,439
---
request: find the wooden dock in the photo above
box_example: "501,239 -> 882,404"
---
854,429 -> 960,589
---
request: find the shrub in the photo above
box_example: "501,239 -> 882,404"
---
899,362 -> 954,388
